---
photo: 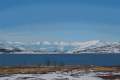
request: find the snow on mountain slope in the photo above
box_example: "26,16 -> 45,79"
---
72,41 -> 120,53
0,40 -> 120,54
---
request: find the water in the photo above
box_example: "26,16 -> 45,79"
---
0,53 -> 120,66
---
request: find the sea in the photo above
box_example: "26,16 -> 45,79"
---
0,53 -> 120,66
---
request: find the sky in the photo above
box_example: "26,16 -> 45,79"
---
0,0 -> 120,42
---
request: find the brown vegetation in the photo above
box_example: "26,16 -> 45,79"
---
0,66 -> 119,74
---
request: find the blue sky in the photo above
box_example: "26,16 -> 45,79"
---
0,0 -> 120,42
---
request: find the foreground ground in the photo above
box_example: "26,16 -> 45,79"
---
0,66 -> 119,80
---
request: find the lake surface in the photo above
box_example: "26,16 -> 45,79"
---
0,53 -> 120,66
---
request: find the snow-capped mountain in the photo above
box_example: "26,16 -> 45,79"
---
0,40 -> 120,54
70,41 -> 120,53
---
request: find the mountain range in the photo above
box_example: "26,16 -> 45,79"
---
0,40 -> 120,54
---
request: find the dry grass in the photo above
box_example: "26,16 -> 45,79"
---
0,66 -> 119,74
0,66 -> 83,74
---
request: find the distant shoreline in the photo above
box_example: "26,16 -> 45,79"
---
1,52 -> 120,54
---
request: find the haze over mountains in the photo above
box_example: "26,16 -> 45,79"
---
0,40 -> 120,54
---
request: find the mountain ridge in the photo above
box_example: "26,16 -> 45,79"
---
0,40 -> 120,54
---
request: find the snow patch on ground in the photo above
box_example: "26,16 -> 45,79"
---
0,73 -> 104,80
